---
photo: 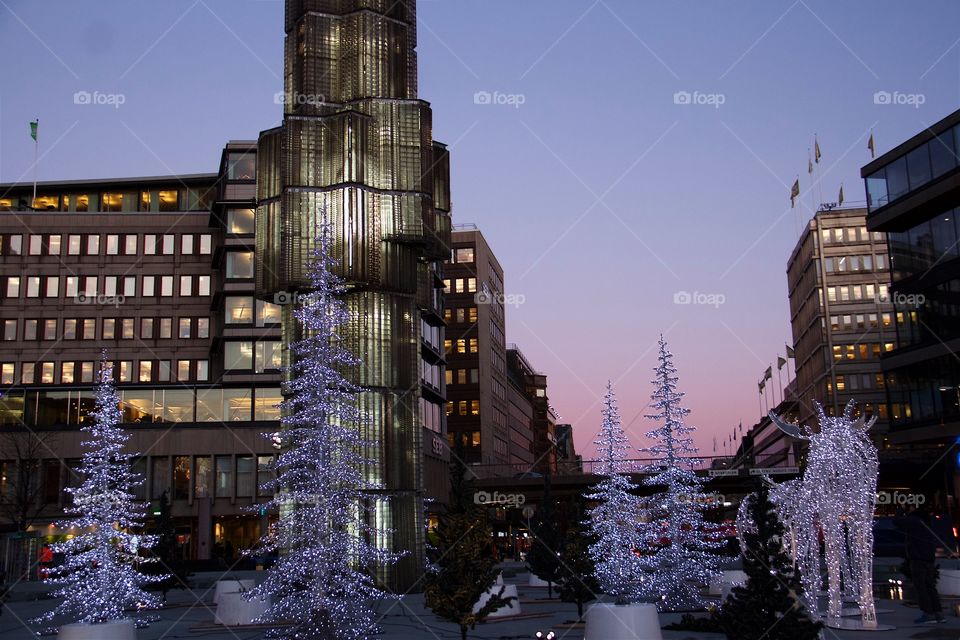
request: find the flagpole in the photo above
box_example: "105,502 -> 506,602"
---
776,364 -> 783,407
758,386 -> 763,418
32,118 -> 38,209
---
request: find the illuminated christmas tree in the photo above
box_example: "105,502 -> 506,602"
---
35,357 -> 162,625
248,221 -> 398,640
586,382 -> 647,604
640,336 -> 720,610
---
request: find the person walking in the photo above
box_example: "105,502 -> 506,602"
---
895,505 -> 946,624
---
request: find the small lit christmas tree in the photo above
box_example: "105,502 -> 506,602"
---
35,357 -> 162,625
640,336 -> 720,610
586,381 -> 647,604
248,221 -> 397,640
719,486 -> 822,640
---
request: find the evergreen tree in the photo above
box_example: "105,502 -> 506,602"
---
35,358 -> 163,625
526,474 -> 562,598
424,450 -> 514,640
248,221 -> 397,640
557,501 -> 599,621
146,491 -> 191,601
719,487 -> 822,640
640,336 -> 721,610
586,381 -> 646,604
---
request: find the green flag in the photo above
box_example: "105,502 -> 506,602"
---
30,120 -> 38,142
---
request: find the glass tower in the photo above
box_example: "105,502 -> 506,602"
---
256,0 -> 451,590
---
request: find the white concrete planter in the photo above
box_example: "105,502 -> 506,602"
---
213,579 -> 255,604
58,619 -> 136,640
472,584 -> 520,618
215,592 -> 270,626
938,569 -> 960,596
585,602 -> 662,640
529,573 -> 552,588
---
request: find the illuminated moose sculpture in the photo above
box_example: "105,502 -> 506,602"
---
766,401 -> 879,629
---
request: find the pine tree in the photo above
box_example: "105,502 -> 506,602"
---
557,501 -> 599,621
248,221 -> 397,640
719,487 -> 822,640
526,474 -> 562,598
35,358 -> 163,625
586,381 -> 647,604
640,336 -> 721,610
424,449 -> 514,640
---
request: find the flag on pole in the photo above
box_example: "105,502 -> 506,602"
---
764,366 -> 773,381
30,120 -> 38,142
713,437 -> 717,453
785,344 -> 795,358
838,184 -> 844,206
739,421 -> 743,434
758,381 -> 764,394
790,178 -> 800,208
814,135 -> 822,163
777,355 -> 787,370
808,150 -> 813,175
868,131 -> 875,158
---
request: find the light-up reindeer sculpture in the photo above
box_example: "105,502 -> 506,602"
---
766,401 -> 879,629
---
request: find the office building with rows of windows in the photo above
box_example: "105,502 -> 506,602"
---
0,143 -> 284,563
862,109 -> 960,445
786,206 -> 895,435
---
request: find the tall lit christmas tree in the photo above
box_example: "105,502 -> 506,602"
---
248,221 -> 397,640
586,381 -> 647,604
640,336 -> 720,610
35,357 -> 162,625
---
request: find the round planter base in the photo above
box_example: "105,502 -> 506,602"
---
58,619 -> 136,640
584,602 -> 662,640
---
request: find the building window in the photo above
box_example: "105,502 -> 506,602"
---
68,235 -> 81,255
63,319 -> 76,340
225,296 -> 254,324
21,363 -> 34,384
144,235 -> 157,255
152,457 -> 170,499
80,362 -> 95,383
121,318 -> 134,339
124,235 -> 137,255
5,276 -> 19,298
173,456 -> 190,500
215,456 -> 233,497
225,342 -> 253,370
199,235 -> 212,255
179,276 -> 192,297
198,275 -> 210,296
24,320 -> 37,340
160,276 -> 173,297
177,360 -> 190,381
46,276 -> 60,298
195,457 -> 212,498
197,318 -> 209,339
61,362 -> 75,384
196,360 -> 209,381
26,277 -> 40,298
256,300 -> 281,326
123,276 -> 136,297
43,319 -> 57,340
255,341 -> 282,372
162,235 -> 175,255
227,208 -> 256,234
106,235 -> 120,255
455,247 -> 474,263
103,318 -> 115,340
82,319 -> 95,340
1,363 -> 15,385
87,235 -> 100,255
179,318 -> 191,339
118,361 -> 133,382
227,152 -> 256,180
159,318 -> 172,339
236,456 -> 254,497
226,252 -> 254,279
181,235 -> 194,255
40,362 -> 55,384
3,320 -> 15,341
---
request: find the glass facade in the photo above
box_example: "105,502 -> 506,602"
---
255,0 -> 448,591
865,124 -> 960,211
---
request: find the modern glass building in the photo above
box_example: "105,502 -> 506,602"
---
861,108 -> 960,444
254,0 -> 452,590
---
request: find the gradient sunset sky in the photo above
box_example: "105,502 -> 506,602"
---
1,0 -> 958,459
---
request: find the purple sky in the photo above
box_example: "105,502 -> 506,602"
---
1,1 -> 959,460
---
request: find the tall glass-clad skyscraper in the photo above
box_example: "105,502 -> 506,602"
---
256,0 -> 452,590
